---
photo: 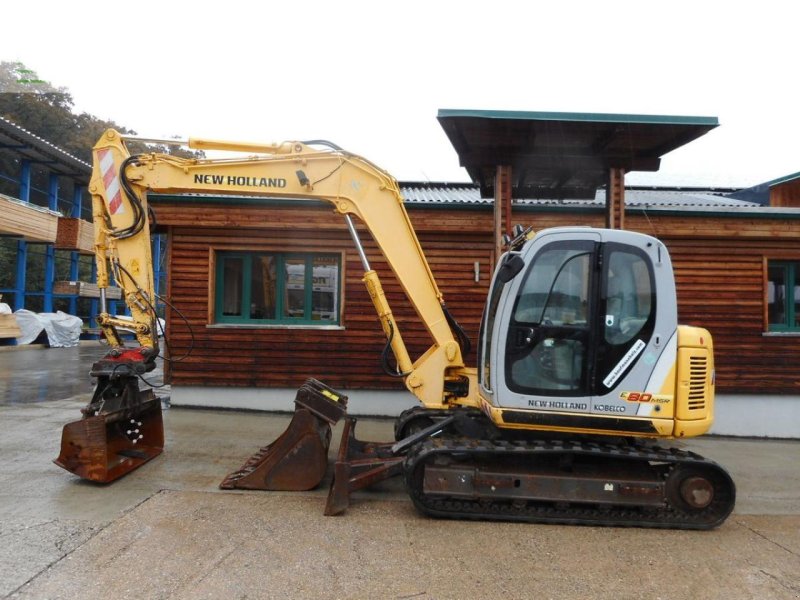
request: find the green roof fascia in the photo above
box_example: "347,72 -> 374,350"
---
513,204 -> 800,220
621,206 -> 800,220
767,171 -> 800,188
437,108 -> 719,128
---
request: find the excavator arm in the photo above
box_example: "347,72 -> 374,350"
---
56,129 -> 477,484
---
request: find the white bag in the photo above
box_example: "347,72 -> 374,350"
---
13,309 -> 44,345
38,311 -> 83,347
13,310 -> 83,347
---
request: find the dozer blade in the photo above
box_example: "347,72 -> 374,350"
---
324,416 -> 404,516
220,379 -> 348,491
54,390 -> 164,483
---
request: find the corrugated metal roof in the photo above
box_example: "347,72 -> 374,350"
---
0,116 -> 91,178
400,183 -> 486,204
155,184 -> 760,211
399,183 -> 758,208
717,172 -> 800,206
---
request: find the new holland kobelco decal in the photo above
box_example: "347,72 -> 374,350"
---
193,174 -> 287,188
619,391 -> 672,404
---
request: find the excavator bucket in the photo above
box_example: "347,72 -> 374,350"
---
54,389 -> 164,483
220,379 -> 347,491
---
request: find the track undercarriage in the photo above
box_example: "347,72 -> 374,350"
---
404,434 -> 735,530
394,407 -> 735,530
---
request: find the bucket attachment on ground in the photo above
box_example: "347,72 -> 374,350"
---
54,389 -> 164,483
220,379 -> 348,491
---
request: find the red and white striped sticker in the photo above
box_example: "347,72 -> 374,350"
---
97,148 -> 125,215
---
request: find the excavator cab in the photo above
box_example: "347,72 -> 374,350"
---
476,227 -> 714,437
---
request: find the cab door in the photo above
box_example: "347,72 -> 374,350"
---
499,237 -> 599,410
484,230 -> 601,411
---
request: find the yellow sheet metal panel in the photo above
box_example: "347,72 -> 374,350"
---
674,326 -> 715,435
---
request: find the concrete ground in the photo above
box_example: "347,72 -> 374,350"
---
1,344 -> 799,599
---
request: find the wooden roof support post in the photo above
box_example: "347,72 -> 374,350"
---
494,165 -> 512,265
605,167 -> 626,229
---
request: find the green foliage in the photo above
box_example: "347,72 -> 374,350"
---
0,62 -> 198,313
0,61 -> 203,163
0,239 -> 17,289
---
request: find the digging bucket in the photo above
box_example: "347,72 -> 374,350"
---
54,390 -> 164,483
220,379 -> 348,491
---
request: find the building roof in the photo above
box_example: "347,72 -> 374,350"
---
0,116 -> 91,179
766,171 -> 800,188
152,183 -> 760,214
437,109 -> 719,200
399,182 -> 756,209
726,170 -> 800,206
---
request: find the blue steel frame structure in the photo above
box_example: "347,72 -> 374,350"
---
0,122 -> 168,340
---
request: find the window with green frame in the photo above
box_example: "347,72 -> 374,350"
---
767,260 -> 800,331
215,252 -> 341,325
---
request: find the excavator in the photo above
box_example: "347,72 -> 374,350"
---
55,128 -> 735,529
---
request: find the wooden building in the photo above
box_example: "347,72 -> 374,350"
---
153,183 -> 800,438
154,112 -> 800,438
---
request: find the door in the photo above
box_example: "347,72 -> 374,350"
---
503,238 -> 596,403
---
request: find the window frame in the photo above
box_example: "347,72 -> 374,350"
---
766,259 -> 800,333
213,250 -> 342,326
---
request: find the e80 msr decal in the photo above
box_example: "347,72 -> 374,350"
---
620,391 -> 671,404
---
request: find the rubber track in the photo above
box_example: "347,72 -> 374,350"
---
404,437 -> 736,530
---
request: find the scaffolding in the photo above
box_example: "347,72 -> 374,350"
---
0,117 -> 165,340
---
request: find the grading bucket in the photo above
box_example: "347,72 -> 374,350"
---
54,390 -> 164,483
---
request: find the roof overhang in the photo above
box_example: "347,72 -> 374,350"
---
437,109 -> 719,199
0,116 -> 91,179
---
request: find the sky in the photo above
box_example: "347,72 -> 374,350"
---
2,0 -> 798,189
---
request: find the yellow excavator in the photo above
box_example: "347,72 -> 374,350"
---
55,129 -> 735,529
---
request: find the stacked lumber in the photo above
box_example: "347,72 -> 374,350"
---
0,193 -> 58,242
54,217 -> 94,254
53,281 -> 122,299
0,314 -> 21,338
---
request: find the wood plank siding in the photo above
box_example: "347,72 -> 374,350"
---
151,199 -> 800,395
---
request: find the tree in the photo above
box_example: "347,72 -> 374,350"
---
0,61 -> 202,162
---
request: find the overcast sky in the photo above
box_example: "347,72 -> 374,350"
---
2,1 -> 798,188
